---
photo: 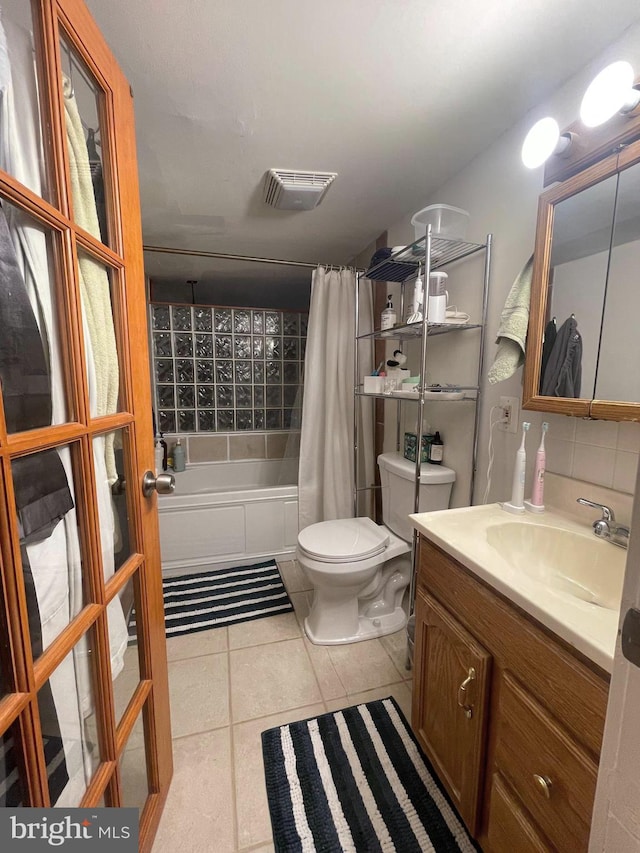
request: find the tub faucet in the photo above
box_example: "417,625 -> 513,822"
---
577,498 -> 630,549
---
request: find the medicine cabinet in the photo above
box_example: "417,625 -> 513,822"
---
523,121 -> 640,421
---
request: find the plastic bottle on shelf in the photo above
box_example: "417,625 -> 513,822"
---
381,295 -> 396,330
172,439 -> 186,472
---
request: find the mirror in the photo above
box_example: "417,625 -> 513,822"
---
523,134 -> 640,420
595,163 -> 640,402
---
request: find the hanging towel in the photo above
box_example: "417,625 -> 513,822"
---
487,256 -> 533,384
62,74 -> 119,484
541,315 -> 582,398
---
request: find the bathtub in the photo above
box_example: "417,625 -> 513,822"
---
157,458 -> 299,576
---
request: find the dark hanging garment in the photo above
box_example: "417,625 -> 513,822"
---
540,318 -> 557,389
541,315 -> 582,398
0,204 -> 73,528
86,128 -> 108,244
0,204 -> 51,430
0,203 -> 72,803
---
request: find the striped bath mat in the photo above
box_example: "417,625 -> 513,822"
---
261,697 -> 478,853
129,559 -> 294,640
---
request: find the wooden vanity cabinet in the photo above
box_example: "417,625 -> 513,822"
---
412,537 -> 610,851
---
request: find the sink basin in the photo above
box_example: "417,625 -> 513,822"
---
485,522 -> 625,610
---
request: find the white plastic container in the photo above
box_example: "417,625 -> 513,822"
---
411,204 -> 469,242
363,376 -> 385,394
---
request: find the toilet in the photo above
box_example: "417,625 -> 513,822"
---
296,452 -> 456,645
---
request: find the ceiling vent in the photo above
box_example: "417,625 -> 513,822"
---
263,169 -> 337,211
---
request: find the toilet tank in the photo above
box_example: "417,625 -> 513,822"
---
378,452 -> 455,542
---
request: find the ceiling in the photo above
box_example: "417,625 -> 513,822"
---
87,0 -> 640,290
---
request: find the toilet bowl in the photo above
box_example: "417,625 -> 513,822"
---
296,452 -> 456,645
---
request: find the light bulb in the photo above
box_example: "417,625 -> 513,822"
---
580,61 -> 639,128
521,118 -> 561,169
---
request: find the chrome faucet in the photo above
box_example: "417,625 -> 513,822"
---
577,498 -> 630,549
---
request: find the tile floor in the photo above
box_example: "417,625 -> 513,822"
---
151,558 -> 414,852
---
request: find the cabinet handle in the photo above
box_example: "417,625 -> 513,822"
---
533,774 -> 552,799
457,667 -> 476,719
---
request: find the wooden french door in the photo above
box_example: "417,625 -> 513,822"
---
0,0 -> 172,849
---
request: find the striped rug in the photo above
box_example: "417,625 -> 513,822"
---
129,559 -> 294,640
261,697 -> 478,853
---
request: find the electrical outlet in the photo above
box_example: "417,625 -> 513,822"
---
499,395 -> 520,433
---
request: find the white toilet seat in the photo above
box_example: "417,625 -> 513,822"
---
297,517 -> 389,564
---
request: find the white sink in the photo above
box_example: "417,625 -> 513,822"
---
485,522 -> 625,610
409,502 -> 628,671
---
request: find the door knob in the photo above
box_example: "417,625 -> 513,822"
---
142,470 -> 175,497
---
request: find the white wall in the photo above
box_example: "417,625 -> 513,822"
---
379,20 -> 640,508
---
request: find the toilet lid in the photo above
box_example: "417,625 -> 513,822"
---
298,517 -> 389,563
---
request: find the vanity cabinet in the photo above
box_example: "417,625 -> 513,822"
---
412,536 -> 609,851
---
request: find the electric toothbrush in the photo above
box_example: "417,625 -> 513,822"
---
502,421 -> 530,515
525,422 -> 548,513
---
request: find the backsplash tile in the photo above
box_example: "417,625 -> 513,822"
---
544,438 -> 574,478
616,421 -> 640,452
527,411 -> 638,496
571,443 -> 616,489
150,303 -> 307,433
575,419 -> 619,448
167,431 -> 299,463
613,451 -> 639,494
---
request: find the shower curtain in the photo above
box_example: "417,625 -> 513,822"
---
299,267 -> 373,529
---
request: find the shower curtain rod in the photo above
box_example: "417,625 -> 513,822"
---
143,244 -> 363,272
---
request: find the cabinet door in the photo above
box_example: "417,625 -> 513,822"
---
412,589 -> 491,834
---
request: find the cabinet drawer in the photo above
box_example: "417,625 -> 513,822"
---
485,773 -> 550,852
495,672 -> 597,851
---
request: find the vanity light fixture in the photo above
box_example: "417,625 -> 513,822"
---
580,60 -> 640,128
521,117 -> 573,169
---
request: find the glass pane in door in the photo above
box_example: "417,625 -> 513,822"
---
0,718 -> 28,806
38,632 -> 101,807
93,427 -> 133,577
78,249 -> 123,418
0,0 -> 53,201
0,583 -> 13,700
11,444 -> 87,659
112,573 -> 141,730
59,37 -> 111,246
119,706 -> 151,813
0,198 -> 73,429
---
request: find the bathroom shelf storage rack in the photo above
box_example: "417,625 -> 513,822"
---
353,228 -> 492,620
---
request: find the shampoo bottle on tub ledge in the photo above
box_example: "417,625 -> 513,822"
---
173,439 -> 186,472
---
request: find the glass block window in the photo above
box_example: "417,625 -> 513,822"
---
150,305 -> 307,432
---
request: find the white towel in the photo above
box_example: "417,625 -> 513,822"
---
63,75 -> 119,483
488,256 -> 533,384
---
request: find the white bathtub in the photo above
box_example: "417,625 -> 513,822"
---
157,458 -> 299,576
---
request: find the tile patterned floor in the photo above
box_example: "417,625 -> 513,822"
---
152,558 -> 413,852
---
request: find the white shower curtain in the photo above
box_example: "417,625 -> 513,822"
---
299,267 -> 373,529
